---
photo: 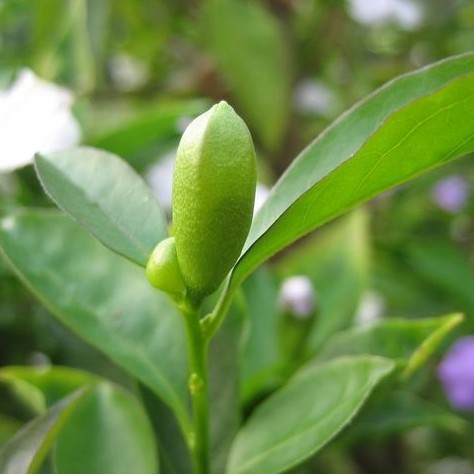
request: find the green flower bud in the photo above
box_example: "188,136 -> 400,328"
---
146,237 -> 186,296
172,101 -> 257,300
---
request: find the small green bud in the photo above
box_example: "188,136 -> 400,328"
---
172,101 -> 257,300
146,237 -> 186,296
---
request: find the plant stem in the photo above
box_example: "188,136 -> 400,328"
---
183,302 -> 210,474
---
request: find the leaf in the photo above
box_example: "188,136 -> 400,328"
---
0,388 -> 88,474
317,313 -> 463,378
0,366 -> 96,409
240,267 -> 281,403
275,210 -> 370,352
139,384 -> 193,474
34,147 -> 167,267
55,383 -> 158,474
406,239 -> 474,313
227,356 -> 395,474
233,53 -> 474,289
0,211 -> 190,432
345,391 -> 467,442
90,100 -> 207,160
209,301 -> 244,474
205,0 -> 291,151
0,368 -> 158,474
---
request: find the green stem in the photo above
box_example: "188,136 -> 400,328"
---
182,302 -> 210,474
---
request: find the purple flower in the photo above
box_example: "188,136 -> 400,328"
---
438,336 -> 474,411
432,176 -> 470,214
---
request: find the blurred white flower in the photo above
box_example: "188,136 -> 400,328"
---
278,275 -> 317,319
354,290 -> 385,326
109,54 -> 149,92
294,79 -> 336,117
347,0 -> 423,30
0,69 -> 81,173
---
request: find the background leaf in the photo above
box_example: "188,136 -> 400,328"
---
204,0 -> 292,151
55,382 -> 158,474
35,147 -> 167,267
275,210 -> 370,352
316,313 -> 463,378
0,211 -> 190,431
227,356 -> 395,474
0,388 -> 88,474
233,54 -> 474,288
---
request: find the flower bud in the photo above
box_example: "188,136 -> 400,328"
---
172,101 -> 257,300
146,237 -> 186,296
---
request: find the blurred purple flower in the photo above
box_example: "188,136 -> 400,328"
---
432,176 -> 470,214
438,336 -> 474,411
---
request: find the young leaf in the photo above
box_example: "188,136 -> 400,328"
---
233,54 -> 474,288
0,388 -> 89,474
227,356 -> 395,474
204,0 -> 291,151
0,212 -> 190,432
35,147 -> 167,267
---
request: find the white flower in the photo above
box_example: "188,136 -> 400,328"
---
347,0 -> 423,30
278,276 -> 317,319
0,69 -> 81,173
294,79 -> 336,117
109,54 -> 149,92
354,290 -> 385,326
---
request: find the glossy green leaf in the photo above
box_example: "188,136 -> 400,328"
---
0,212 -> 190,431
0,415 -> 21,448
55,383 -> 158,474
0,388 -> 88,474
227,356 -> 395,474
317,313 -> 463,378
233,53 -> 474,289
35,147 -> 167,267
205,0 -> 291,151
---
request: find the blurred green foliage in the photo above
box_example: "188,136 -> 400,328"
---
1,1 -> 474,473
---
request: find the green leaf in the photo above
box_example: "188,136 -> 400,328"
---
0,366 -> 97,408
406,239 -> 474,313
240,267 -> 281,403
55,383 -> 158,474
346,391 -> 467,441
90,100 -> 207,159
0,388 -> 89,474
0,211 -> 190,432
275,210 -> 370,352
34,147 -> 167,267
209,301 -> 244,474
233,53 -> 474,289
317,313 -> 463,378
227,356 -> 395,474
205,0 -> 291,151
